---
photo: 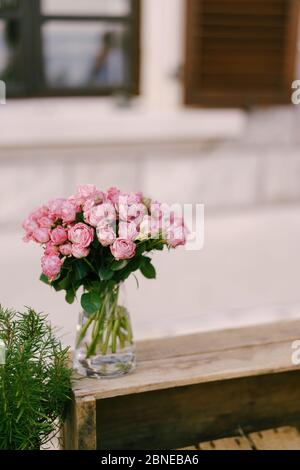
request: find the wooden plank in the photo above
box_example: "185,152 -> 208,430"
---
63,395 -> 96,450
249,427 -> 300,450
95,370 -> 300,450
74,335 -> 300,400
178,446 -> 198,450
200,436 -> 253,450
198,426 -> 300,450
137,319 -> 300,362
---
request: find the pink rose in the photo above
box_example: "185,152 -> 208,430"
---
48,198 -> 65,219
110,239 -> 136,260
118,191 -> 143,205
118,222 -> 138,241
119,202 -> 147,224
71,244 -> 90,259
22,206 -> 52,242
73,184 -> 104,206
41,255 -> 62,281
33,227 -> 50,244
106,187 -> 120,204
61,200 -> 77,224
137,215 -> 161,240
50,226 -> 68,245
150,201 -> 161,217
96,224 -> 116,247
166,218 -> 187,248
150,201 -> 173,222
84,202 -> 116,227
44,242 -> 59,256
68,223 -> 94,247
30,205 -> 49,221
38,216 -> 54,229
59,243 -> 73,256
22,217 -> 39,241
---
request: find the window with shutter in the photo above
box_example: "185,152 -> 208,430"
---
185,0 -> 300,107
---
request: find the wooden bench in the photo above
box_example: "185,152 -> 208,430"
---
63,319 -> 300,450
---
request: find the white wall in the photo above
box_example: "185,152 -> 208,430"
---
1,0 -> 300,346
141,0 -> 184,110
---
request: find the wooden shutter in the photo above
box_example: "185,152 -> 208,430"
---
185,0 -> 300,107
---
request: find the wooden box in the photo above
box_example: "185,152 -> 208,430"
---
63,320 -> 300,450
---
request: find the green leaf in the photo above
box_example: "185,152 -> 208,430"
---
65,289 -> 76,304
40,273 -> 49,285
111,260 -> 129,271
128,256 -> 143,272
56,272 -> 72,291
83,279 -> 101,292
74,260 -> 89,281
81,292 -> 101,314
154,241 -> 165,251
98,266 -> 114,281
140,261 -> 156,279
136,241 -> 147,256
75,212 -> 84,223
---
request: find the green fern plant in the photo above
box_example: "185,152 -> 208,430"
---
0,306 -> 72,450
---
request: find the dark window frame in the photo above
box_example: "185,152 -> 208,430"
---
0,0 -> 140,98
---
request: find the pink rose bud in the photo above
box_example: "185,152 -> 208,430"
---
96,224 -> 116,247
118,191 -> 143,205
22,217 -> 39,232
44,242 -> 59,256
28,205 -> 49,222
73,184 -> 104,206
38,216 -> 54,229
47,198 -> 65,218
41,254 -> 62,281
166,220 -> 187,248
33,227 -> 50,244
71,244 -> 89,259
85,202 -> 116,227
59,242 -> 73,256
106,187 -> 121,204
119,202 -> 147,224
50,226 -> 68,245
61,200 -> 77,224
110,238 -> 136,261
118,222 -> 138,241
68,223 -> 94,247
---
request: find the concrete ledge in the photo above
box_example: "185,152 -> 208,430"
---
0,98 -> 246,149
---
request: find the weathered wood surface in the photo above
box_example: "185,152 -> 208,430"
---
198,426 -> 300,450
63,395 -> 96,450
200,436 -> 253,450
73,320 -> 300,400
63,320 -> 300,450
96,370 -> 300,449
249,426 -> 300,450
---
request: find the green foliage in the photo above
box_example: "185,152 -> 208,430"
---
140,257 -> 156,279
0,306 -> 72,450
98,266 -> 114,281
81,292 -> 102,315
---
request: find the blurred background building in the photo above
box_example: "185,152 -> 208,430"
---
1,0 -> 300,346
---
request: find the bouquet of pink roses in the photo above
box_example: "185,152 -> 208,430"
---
23,185 -> 187,377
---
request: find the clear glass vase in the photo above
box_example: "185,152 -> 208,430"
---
73,283 -> 135,378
